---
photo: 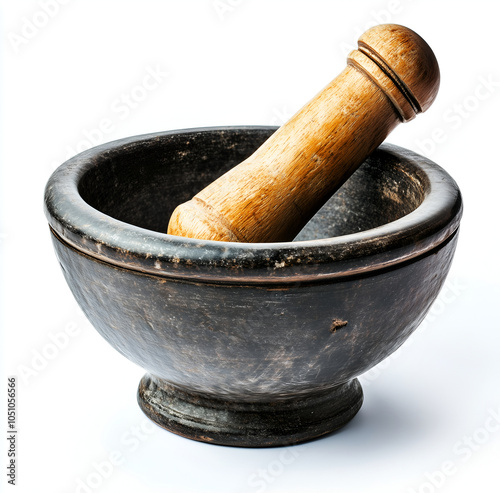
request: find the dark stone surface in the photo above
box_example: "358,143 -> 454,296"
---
138,375 -> 363,447
45,127 -> 463,447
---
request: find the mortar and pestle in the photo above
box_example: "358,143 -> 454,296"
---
44,25 -> 462,447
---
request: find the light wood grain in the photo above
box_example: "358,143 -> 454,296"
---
168,24 -> 439,242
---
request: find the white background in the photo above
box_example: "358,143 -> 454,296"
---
1,1 -> 500,492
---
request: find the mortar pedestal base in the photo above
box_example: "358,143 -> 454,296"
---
137,374 -> 363,447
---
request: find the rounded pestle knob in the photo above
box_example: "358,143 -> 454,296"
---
167,24 -> 440,243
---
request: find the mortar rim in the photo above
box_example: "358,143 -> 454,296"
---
44,126 -> 462,283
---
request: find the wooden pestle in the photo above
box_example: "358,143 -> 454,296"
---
168,24 -> 440,243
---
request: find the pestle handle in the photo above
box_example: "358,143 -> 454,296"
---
168,24 -> 440,243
